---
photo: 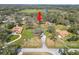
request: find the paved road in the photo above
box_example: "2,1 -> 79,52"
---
18,48 -> 60,55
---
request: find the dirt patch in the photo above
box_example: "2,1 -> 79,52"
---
22,37 -> 41,48
46,38 -> 54,47
46,38 -> 64,48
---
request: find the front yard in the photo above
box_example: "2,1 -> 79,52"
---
45,24 -> 79,48
16,25 -> 41,48
46,38 -> 65,48
46,38 -> 79,48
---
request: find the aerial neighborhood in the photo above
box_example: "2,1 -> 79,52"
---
0,5 -> 79,55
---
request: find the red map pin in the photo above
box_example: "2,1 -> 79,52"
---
37,11 -> 42,22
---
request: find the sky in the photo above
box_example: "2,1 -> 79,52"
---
0,0 -> 79,4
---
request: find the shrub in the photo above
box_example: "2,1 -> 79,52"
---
33,28 -> 44,35
66,34 -> 79,41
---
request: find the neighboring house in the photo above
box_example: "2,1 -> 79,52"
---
2,20 -> 8,23
77,30 -> 79,34
2,16 -> 16,23
45,21 -> 52,26
56,29 -> 69,38
11,25 -> 23,34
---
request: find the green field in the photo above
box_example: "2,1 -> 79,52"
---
21,25 -> 33,39
65,40 -> 79,48
19,9 -> 43,13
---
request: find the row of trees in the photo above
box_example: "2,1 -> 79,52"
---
0,27 -> 21,55
59,48 -> 79,55
45,9 -> 79,43
0,8 -> 23,55
46,9 -> 79,25
48,24 -> 58,48
0,44 -> 21,55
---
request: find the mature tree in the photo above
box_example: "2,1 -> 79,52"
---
48,24 -> 58,48
68,23 -> 79,34
59,48 -> 69,55
6,22 -> 15,29
66,34 -> 79,41
0,44 -> 21,55
0,28 -> 11,51
0,28 -> 9,42
59,48 -> 79,55
67,50 -> 79,55
15,16 -> 23,26
25,17 -> 34,29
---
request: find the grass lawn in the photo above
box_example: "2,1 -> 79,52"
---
46,37 -> 79,48
21,28 -> 33,39
19,9 -> 43,13
7,35 -> 19,42
55,24 -> 67,30
65,40 -> 79,48
21,36 -> 41,48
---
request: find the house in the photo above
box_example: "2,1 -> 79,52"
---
77,30 -> 79,34
56,29 -> 69,38
45,21 -> 52,26
11,25 -> 23,34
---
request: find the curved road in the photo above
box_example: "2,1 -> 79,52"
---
7,34 -> 22,45
2,34 -> 22,48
